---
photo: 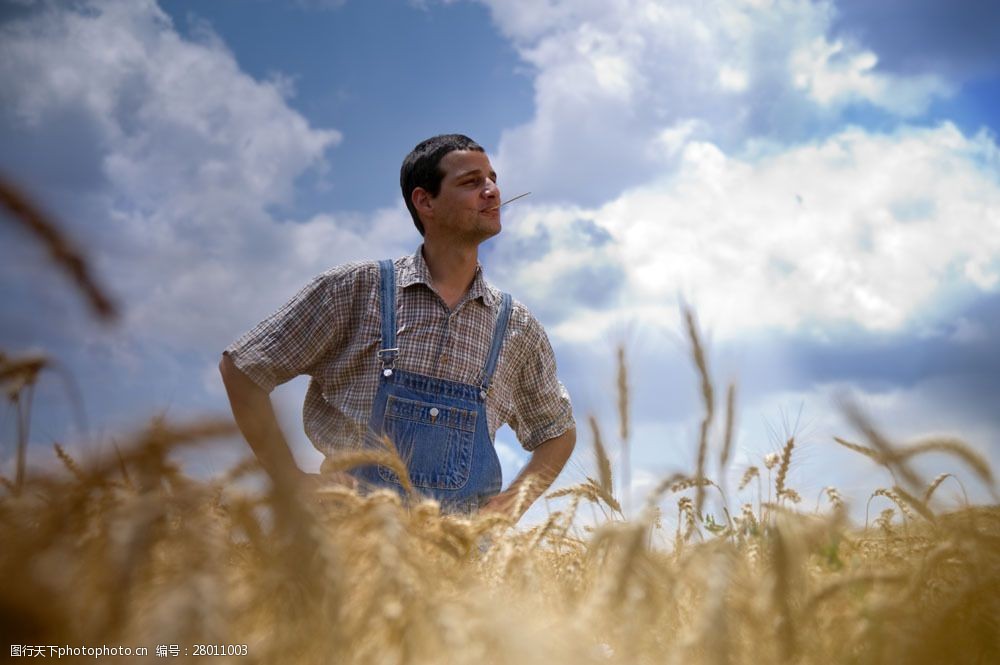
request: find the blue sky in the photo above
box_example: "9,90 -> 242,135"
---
2,0 -> 999,521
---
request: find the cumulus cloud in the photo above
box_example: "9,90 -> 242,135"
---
493,123 -> 1000,343
0,0 -> 403,359
477,0 -> 954,205
789,36 -> 951,115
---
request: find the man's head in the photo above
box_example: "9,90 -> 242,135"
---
400,134 -> 485,236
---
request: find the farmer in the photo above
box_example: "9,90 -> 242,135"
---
219,134 -> 576,520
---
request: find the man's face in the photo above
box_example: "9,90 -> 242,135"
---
419,150 -> 501,243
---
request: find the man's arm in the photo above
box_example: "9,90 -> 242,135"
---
219,353 -> 304,489
481,426 -> 576,522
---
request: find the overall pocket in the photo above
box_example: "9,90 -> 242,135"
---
377,395 -> 477,490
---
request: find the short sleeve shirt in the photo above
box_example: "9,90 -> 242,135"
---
224,247 -> 575,454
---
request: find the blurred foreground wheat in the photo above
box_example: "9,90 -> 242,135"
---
1,411 -> 998,665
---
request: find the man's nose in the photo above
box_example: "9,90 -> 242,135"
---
483,181 -> 499,199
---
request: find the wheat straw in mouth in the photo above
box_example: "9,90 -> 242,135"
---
485,191 -> 531,211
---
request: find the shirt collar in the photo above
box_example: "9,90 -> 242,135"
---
400,245 -> 500,307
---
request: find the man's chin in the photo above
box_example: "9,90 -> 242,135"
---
475,216 -> 502,237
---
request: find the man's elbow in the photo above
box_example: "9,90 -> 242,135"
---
219,352 -> 234,385
548,426 -> 576,462
219,352 -> 256,394
562,426 -> 577,453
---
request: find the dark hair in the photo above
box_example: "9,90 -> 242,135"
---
400,134 -> 484,235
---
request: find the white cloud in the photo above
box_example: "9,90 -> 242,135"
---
718,66 -> 750,93
471,0 -> 992,351
789,36 -> 951,115
477,0 -> 953,204
0,0 -> 414,358
494,123 -> 1000,341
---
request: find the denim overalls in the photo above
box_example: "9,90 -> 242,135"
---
352,259 -> 511,512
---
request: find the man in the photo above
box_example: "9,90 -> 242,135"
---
219,134 -> 575,520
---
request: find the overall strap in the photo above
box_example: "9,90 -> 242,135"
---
377,259 -> 399,372
479,292 -> 513,398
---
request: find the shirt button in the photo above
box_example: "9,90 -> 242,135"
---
429,407 -> 440,417
440,354 -> 449,363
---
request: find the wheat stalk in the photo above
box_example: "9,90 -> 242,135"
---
53,443 -> 86,482
774,436 -> 795,499
0,174 -> 117,321
683,307 -> 715,519
589,415 -> 614,504
719,383 -> 737,473
738,466 -> 759,491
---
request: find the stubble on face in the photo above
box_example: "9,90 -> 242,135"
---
429,150 -> 501,244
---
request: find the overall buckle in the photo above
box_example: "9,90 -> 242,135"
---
377,347 -> 399,376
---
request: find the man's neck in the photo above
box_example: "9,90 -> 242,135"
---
421,240 -> 479,310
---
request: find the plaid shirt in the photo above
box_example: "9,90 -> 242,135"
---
225,247 -> 575,453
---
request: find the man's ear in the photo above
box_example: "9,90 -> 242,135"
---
411,187 -> 433,223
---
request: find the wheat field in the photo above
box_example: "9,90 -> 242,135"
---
2,179 -> 999,664
1,410 -> 998,664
